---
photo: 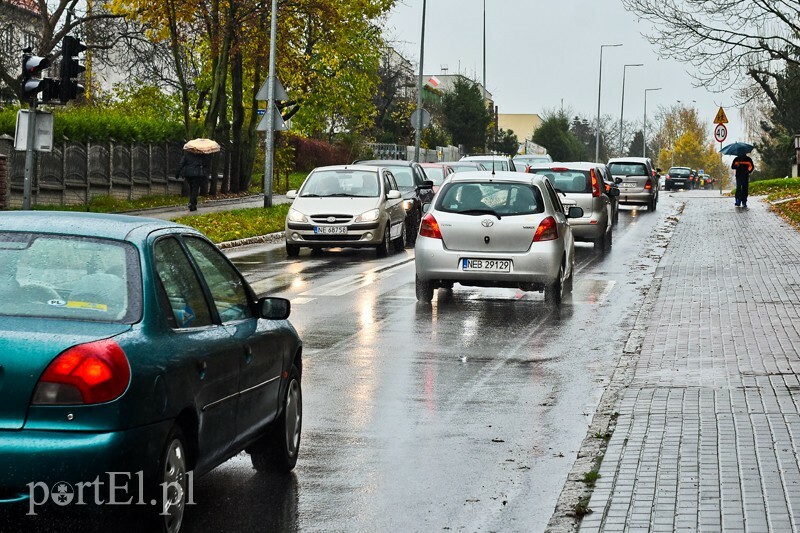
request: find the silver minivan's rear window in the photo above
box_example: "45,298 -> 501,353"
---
608,163 -> 648,176
0,233 -> 142,323
533,169 -> 592,193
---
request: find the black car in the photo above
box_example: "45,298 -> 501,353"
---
356,160 -> 434,245
665,167 -> 692,190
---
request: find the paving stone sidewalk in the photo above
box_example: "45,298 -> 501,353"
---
581,196 -> 800,532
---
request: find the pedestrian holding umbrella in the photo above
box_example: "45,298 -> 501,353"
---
176,139 -> 220,211
720,142 -> 755,208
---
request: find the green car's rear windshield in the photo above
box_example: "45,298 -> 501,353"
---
0,233 -> 142,323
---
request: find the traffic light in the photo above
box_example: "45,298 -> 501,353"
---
21,48 -> 51,102
59,35 -> 86,103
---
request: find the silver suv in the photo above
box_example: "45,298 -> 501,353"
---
284,165 -> 407,257
607,157 -> 659,211
528,162 -> 618,252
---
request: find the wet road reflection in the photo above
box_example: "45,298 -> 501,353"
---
184,200 -> 679,531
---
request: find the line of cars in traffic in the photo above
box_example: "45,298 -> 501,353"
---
282,154 -> 664,305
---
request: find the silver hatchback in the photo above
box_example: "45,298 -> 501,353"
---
414,171 -> 583,305
528,163 -> 617,251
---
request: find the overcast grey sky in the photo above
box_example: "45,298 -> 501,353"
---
383,0 -> 747,143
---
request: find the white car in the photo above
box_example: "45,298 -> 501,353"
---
460,154 -> 517,172
414,171 -> 583,305
284,165 -> 407,257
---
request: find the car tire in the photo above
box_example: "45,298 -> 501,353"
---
593,229 -> 606,252
649,196 -> 657,211
544,265 -> 563,306
416,275 -> 434,303
154,426 -> 188,533
406,212 -> 419,247
251,365 -> 302,473
286,243 -> 300,257
564,265 -> 574,294
393,222 -> 406,253
604,227 -> 613,252
376,225 -> 391,257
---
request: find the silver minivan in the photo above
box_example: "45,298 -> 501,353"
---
607,157 -> 659,210
528,162 -> 617,251
284,165 -> 406,257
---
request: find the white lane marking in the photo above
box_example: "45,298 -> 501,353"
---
249,276 -> 285,295
291,297 -> 316,305
299,257 -> 414,297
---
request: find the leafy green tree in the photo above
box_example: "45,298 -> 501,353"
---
441,76 -> 491,153
491,128 -> 519,156
534,111 -> 586,162
757,64 -> 800,177
628,131 -> 645,158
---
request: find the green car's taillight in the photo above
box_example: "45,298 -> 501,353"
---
32,339 -> 131,405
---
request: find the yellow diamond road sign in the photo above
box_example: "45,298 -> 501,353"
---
714,107 -> 728,124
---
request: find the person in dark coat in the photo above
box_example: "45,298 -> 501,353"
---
175,150 -> 209,211
731,154 -> 755,208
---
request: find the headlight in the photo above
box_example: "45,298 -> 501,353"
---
403,200 -> 414,211
287,209 -> 308,223
355,208 -> 380,223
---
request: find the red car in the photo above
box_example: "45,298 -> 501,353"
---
419,163 -> 455,193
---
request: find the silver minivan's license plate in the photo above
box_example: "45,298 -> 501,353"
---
620,182 -> 638,188
461,258 -> 511,272
314,226 -> 347,235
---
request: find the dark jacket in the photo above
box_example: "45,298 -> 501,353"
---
176,151 -> 209,179
731,155 -> 754,179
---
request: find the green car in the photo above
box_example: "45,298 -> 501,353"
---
0,212 -> 303,532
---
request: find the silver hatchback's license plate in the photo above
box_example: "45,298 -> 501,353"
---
314,226 -> 347,235
461,258 -> 511,272
620,182 -> 638,188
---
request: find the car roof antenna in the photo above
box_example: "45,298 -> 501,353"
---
492,157 -> 496,176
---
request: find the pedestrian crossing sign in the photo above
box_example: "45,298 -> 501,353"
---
714,107 -> 728,124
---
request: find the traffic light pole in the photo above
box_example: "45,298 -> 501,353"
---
22,102 -> 37,210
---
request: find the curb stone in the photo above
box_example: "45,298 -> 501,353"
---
216,231 -> 284,249
545,203 -> 685,532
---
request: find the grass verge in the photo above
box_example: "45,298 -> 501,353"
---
174,204 -> 290,243
733,177 -> 800,200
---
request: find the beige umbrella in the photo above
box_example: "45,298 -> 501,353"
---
183,138 -> 221,154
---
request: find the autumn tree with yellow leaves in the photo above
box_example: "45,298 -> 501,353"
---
112,0 -> 395,193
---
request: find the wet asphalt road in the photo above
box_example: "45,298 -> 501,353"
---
172,195 -> 685,533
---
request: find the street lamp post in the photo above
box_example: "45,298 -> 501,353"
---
413,0 -> 428,162
595,44 -> 622,162
671,99 -> 696,166
619,63 -> 643,156
643,87 -> 662,158
482,0 -> 487,152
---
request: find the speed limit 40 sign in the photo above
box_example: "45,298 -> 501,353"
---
714,123 -> 728,143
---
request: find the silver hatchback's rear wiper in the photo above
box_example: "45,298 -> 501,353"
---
460,209 -> 501,220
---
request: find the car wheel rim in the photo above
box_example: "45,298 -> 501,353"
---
162,438 -> 187,533
284,380 -> 302,457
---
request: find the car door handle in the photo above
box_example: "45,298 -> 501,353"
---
244,345 -> 253,364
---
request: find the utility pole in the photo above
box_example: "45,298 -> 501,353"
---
643,88 -> 662,158
619,63 -> 643,156
414,0 -> 427,162
263,0 -> 278,207
595,44 -> 622,162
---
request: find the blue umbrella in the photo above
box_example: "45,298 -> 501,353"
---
719,142 -> 754,156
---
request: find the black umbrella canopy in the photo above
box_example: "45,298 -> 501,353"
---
719,142 -> 754,156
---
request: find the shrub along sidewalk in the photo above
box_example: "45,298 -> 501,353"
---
174,204 -> 290,244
